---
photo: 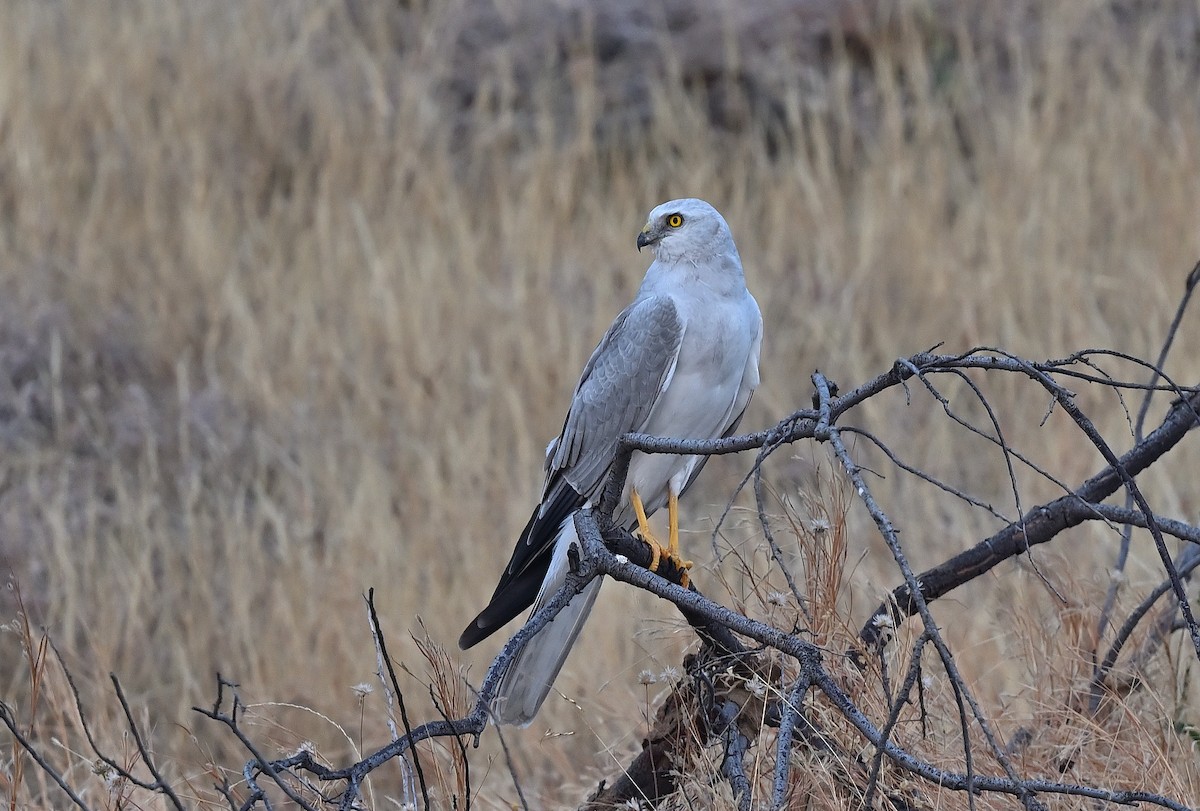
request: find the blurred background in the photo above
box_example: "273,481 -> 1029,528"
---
1,1 -> 1199,807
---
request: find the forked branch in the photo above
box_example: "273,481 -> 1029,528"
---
9,284 -> 1200,809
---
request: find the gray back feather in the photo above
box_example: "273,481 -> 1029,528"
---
544,295 -> 683,506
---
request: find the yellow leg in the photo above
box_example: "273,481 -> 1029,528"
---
667,490 -> 679,558
667,490 -> 693,588
631,487 -> 662,573
631,487 -> 693,588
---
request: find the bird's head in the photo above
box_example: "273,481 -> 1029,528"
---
636,198 -> 732,263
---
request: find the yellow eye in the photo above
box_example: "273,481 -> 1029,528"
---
667,213 -> 684,228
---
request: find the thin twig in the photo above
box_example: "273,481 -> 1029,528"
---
492,722 -> 531,811
109,674 -> 186,811
193,678 -> 321,811
814,372 -> 1040,808
40,638 -> 184,808
0,701 -> 91,811
1010,354 -> 1200,663
753,455 -> 807,608
425,683 -> 470,811
768,674 -> 811,811
859,390 -> 1200,647
863,632 -> 930,809
365,588 -> 430,810
1089,545 -> 1200,711
1097,261 -> 1200,648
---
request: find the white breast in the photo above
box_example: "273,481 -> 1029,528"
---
620,287 -> 760,521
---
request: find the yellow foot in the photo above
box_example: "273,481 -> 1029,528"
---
634,524 -> 663,572
632,526 -> 692,587
631,487 -> 693,588
665,550 -> 693,589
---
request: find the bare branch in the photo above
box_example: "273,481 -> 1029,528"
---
193,676 -> 322,811
582,509 -> 1191,809
0,700 -> 91,811
715,699 -> 752,811
364,588 -> 430,810
17,340 -> 1199,810
1098,261 -> 1200,648
768,675 -> 811,811
860,389 -> 1200,648
1089,545 -> 1200,710
109,674 -> 186,811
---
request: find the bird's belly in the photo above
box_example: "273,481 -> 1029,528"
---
613,290 -> 759,527
620,364 -> 743,523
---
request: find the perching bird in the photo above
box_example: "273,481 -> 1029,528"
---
459,198 -> 762,725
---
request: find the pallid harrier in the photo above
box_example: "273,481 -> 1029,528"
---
459,198 -> 762,725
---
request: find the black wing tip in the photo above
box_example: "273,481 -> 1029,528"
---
458,618 -> 492,650
459,490 -> 585,652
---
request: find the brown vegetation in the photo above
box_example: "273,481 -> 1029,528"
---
1,1 -> 1199,808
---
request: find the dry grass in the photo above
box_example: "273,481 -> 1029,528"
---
1,1 -> 1199,807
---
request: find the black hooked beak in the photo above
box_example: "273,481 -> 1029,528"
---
636,228 -> 656,251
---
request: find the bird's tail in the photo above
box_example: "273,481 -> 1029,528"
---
490,517 -> 603,726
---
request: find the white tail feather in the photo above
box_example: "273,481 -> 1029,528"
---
491,516 -> 603,726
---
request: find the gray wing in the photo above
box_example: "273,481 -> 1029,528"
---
459,294 -> 683,651
546,294 -> 684,502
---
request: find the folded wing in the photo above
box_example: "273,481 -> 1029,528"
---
458,295 -> 684,649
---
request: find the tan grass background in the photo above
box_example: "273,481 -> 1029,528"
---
1,1 -> 1199,807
